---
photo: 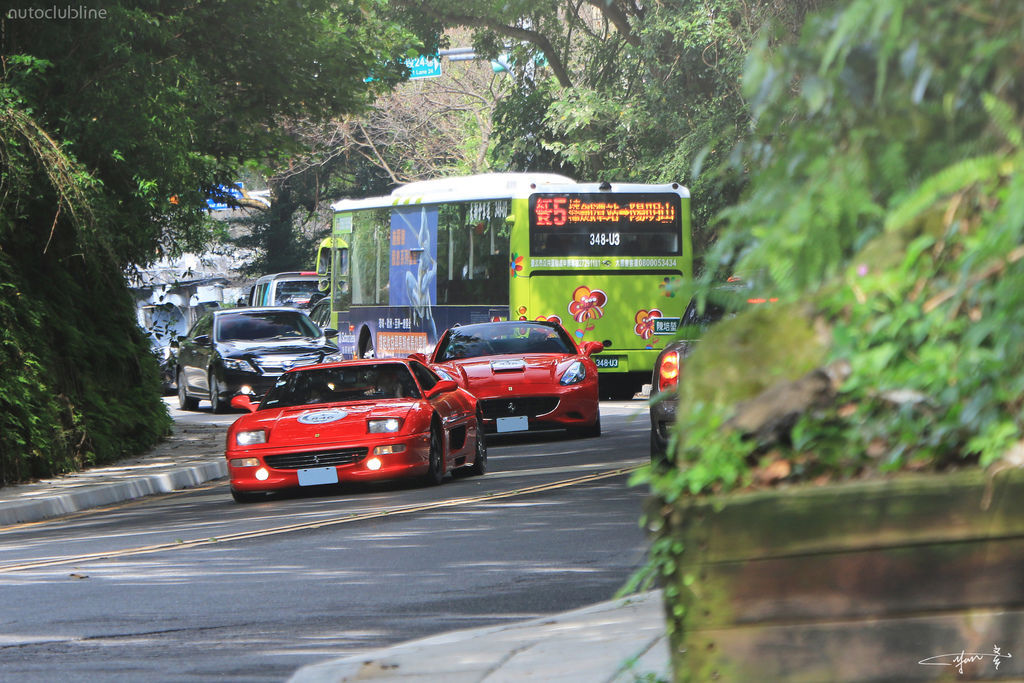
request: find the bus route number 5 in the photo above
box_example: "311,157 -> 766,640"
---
535,197 -> 568,226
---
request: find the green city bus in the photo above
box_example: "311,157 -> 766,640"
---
319,173 -> 692,396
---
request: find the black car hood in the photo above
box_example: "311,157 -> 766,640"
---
218,340 -> 337,359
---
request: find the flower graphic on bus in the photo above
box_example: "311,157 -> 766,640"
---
634,309 -> 663,340
516,305 -> 529,321
568,286 -> 607,323
659,276 -> 678,298
510,253 -> 524,278
536,314 -> 562,325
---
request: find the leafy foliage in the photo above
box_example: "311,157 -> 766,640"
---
637,0 -> 1024,602
0,2 -> 412,485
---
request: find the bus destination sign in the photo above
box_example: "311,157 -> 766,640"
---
533,196 -> 676,227
529,192 -> 682,259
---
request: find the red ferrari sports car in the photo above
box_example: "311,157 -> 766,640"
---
225,359 -> 485,502
418,320 -> 602,438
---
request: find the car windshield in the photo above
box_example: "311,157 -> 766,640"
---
436,323 -> 574,361
217,311 -> 320,342
261,363 -> 421,409
273,280 -> 322,308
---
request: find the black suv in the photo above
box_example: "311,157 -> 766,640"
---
173,307 -> 339,412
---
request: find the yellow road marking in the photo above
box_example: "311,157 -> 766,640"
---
0,466 -> 640,574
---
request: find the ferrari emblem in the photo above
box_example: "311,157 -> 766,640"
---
507,386 -> 513,392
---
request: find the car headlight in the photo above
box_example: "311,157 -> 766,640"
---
368,418 -> 402,433
434,367 -> 455,382
321,352 -> 346,363
560,360 -> 586,386
222,358 -> 251,371
235,429 -> 267,446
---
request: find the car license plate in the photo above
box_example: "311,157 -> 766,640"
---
496,416 -> 529,433
297,467 -> 339,486
594,356 -> 622,369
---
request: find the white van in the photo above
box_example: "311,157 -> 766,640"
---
247,272 -> 325,310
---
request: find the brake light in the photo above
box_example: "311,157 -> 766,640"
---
657,351 -> 680,392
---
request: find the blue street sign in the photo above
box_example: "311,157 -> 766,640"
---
406,55 -> 441,79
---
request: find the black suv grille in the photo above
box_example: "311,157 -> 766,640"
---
265,448 -> 367,470
480,396 -> 559,420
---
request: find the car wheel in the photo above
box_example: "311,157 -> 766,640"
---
209,372 -> 228,414
422,423 -> 444,486
467,414 -> 487,476
569,413 -> 601,439
177,370 -> 199,411
231,488 -> 262,503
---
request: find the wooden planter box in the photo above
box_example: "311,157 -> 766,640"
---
660,467 -> 1024,681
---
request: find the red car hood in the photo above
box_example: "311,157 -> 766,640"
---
235,401 -> 416,449
440,354 -> 572,396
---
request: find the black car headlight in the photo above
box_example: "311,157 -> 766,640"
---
222,358 -> 252,372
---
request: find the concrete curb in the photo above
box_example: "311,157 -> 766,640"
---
0,461 -> 227,526
0,422 -> 229,526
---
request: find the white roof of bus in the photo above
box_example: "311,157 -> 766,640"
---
330,173 -> 576,212
330,173 -> 689,212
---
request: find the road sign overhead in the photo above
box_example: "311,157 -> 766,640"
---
406,55 -> 441,79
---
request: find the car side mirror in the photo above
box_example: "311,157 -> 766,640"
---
194,334 -> 211,347
231,394 -> 258,413
580,341 -> 604,356
322,327 -> 339,339
407,352 -> 428,363
425,379 -> 458,398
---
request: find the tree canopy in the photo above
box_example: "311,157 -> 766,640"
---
0,1 -> 416,484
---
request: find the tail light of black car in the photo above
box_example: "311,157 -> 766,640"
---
656,350 -> 680,393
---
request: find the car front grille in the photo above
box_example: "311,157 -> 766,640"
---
480,396 -> 559,420
264,448 -> 367,470
251,353 -> 322,374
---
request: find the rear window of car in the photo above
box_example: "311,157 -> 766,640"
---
217,311 -> 321,342
262,363 -> 420,409
436,323 -> 574,360
273,279 -> 322,308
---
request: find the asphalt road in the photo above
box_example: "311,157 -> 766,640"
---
0,400 -> 655,682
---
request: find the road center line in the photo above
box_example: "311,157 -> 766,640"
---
0,465 -> 641,574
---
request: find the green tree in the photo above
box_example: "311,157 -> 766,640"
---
392,0 -> 826,251
0,1 -> 415,484
647,0 -> 1024,509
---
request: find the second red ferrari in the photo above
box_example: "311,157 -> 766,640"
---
418,320 -> 602,438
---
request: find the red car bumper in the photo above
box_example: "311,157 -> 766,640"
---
475,381 -> 598,432
227,430 -> 432,492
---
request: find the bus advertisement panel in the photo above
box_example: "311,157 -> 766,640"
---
325,173 -> 692,396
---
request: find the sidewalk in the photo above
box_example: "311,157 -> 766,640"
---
0,423 -> 227,526
0,417 -> 672,682
289,590 -> 670,683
